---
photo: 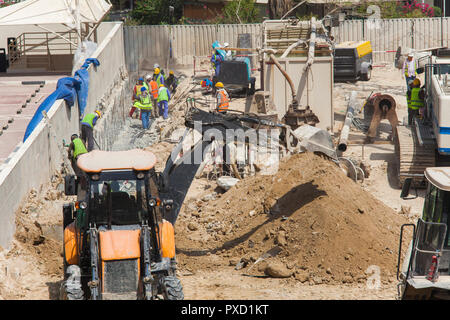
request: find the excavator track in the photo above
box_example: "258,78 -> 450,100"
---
395,125 -> 436,188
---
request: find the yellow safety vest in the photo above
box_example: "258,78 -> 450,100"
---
410,88 -> 424,110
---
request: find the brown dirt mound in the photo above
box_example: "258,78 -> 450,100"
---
175,152 -> 409,285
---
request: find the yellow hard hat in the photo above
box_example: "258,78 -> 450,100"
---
154,68 -> 160,75
413,78 -> 421,86
215,82 -> 224,88
159,84 -> 164,87
169,70 -> 174,75
95,110 -> 101,118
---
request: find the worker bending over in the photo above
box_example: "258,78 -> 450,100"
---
215,82 -> 229,114
134,87 -> 154,129
157,84 -> 171,120
166,70 -> 178,94
67,134 -> 88,177
81,110 -> 101,151
407,78 -> 424,126
130,77 -> 145,118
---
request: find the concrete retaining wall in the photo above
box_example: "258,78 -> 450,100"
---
0,22 -> 130,249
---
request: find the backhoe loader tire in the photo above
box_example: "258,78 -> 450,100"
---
161,276 -> 184,300
60,265 -> 84,300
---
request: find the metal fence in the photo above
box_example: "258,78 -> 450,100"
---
332,17 -> 450,63
123,17 -> 450,72
124,24 -> 261,73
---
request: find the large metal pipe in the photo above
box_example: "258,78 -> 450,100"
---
303,17 -> 317,72
338,91 -> 357,152
268,53 -> 297,103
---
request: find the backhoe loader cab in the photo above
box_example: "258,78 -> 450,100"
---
398,167 -> 450,300
61,150 -> 184,300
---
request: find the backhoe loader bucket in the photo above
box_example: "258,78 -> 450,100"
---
292,125 -> 337,160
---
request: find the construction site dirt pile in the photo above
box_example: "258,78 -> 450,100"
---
176,152 -> 409,285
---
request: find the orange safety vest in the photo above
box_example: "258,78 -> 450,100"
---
216,90 -> 229,112
150,80 -> 158,99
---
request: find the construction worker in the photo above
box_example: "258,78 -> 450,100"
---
407,78 -> 424,126
130,77 -> 145,118
67,133 -> 88,176
403,52 -> 417,90
211,49 -> 223,77
154,67 -> 165,87
134,87 -> 153,129
215,82 -> 229,114
157,84 -> 171,120
166,70 -> 178,94
81,110 -> 101,151
154,63 -> 165,76
147,75 -> 159,118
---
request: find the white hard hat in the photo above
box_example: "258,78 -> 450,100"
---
145,74 -> 152,80
408,52 -> 414,57
154,63 -> 160,69
224,42 -> 229,47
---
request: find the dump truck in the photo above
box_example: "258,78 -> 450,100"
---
60,149 -> 184,300
397,168 -> 450,300
334,41 -> 373,82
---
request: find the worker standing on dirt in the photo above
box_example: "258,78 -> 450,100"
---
211,49 -> 223,77
215,82 -> 229,114
166,71 -> 178,94
67,134 -> 88,176
157,84 -> 171,120
130,77 -> 145,118
134,87 -> 153,129
407,78 -> 424,125
147,75 -> 159,118
154,68 -> 165,87
81,110 -> 101,151
402,53 -> 417,90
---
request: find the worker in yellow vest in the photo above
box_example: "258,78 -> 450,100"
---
157,84 -> 171,120
134,87 -> 153,129
215,82 -> 229,114
154,68 -> 165,87
67,133 -> 88,177
407,78 -> 424,126
130,77 -> 145,118
80,110 -> 101,151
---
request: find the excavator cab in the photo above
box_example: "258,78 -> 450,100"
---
61,149 -> 184,300
398,167 -> 450,300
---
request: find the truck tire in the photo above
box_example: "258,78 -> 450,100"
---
161,276 -> 184,300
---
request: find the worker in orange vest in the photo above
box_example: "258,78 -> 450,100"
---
215,82 -> 229,114
147,74 -> 159,118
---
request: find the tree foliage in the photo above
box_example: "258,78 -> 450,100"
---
218,0 -> 260,24
129,0 -> 183,25
355,1 -> 441,19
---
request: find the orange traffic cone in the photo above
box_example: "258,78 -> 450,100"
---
426,255 -> 439,282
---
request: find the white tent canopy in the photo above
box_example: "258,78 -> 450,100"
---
0,0 -> 112,27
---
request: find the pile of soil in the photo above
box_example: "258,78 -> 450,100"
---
175,152 -> 410,285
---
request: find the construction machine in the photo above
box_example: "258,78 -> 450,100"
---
60,149 -> 184,300
396,48 -> 450,188
334,41 -> 373,82
397,168 -> 450,300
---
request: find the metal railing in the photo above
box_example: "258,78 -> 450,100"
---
8,31 -> 78,70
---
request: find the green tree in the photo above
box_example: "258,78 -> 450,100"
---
220,0 -> 260,24
130,0 -> 183,25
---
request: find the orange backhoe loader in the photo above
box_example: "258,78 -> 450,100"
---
60,149 -> 183,300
